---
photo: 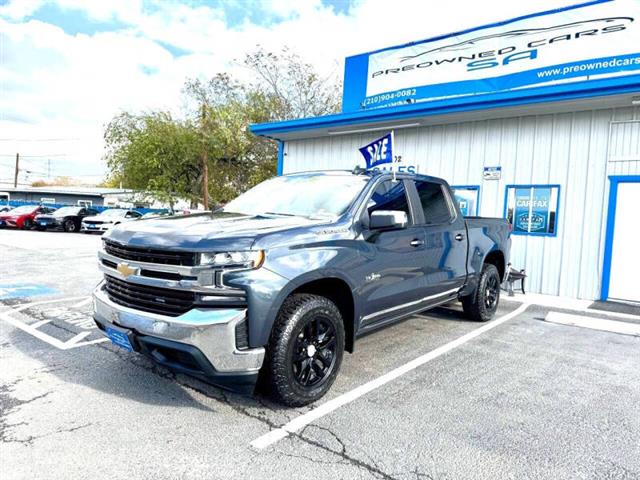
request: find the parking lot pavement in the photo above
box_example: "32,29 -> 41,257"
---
1,229 -> 639,480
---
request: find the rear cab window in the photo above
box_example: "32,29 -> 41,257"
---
413,180 -> 455,225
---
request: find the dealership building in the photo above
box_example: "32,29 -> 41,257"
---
252,0 -> 640,304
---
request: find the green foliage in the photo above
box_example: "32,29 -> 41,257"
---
103,48 -> 341,206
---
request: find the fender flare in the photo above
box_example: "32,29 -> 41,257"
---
260,269 -> 360,352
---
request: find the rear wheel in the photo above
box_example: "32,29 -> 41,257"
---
63,219 -> 77,232
461,263 -> 501,322
265,294 -> 344,407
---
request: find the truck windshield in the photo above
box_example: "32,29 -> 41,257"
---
223,173 -> 369,219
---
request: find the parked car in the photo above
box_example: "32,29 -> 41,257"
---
0,205 -> 56,229
35,206 -> 99,232
93,170 -> 511,406
81,208 -> 142,234
0,206 -> 11,213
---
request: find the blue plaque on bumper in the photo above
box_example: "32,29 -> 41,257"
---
105,326 -> 134,352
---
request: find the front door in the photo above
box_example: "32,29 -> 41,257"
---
606,179 -> 640,303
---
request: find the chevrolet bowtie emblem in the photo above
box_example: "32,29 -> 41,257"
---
116,262 -> 138,278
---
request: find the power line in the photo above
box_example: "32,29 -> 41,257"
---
0,138 -> 81,142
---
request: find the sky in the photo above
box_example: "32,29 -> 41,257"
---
0,0 -> 584,185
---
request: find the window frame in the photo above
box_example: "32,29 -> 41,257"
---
451,185 -> 480,216
503,184 -> 561,237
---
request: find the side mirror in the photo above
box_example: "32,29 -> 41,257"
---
369,210 -> 408,230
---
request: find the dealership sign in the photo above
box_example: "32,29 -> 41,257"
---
342,0 -> 640,111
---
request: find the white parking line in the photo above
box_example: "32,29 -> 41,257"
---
0,296 -> 108,349
250,302 -> 530,450
545,311 -> 640,337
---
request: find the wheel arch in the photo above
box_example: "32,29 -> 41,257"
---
265,272 -> 357,353
483,249 -> 506,282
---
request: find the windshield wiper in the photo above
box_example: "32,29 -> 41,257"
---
262,212 -> 297,217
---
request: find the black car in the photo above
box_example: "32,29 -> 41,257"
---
35,206 -> 99,232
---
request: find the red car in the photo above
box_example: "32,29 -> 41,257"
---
0,205 -> 56,229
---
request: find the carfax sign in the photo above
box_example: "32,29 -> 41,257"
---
342,0 -> 640,111
513,187 -> 551,233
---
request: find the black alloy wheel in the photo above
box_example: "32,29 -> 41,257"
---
292,315 -> 337,388
22,219 -> 33,230
485,274 -> 499,310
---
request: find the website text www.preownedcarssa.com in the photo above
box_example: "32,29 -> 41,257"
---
537,56 -> 640,79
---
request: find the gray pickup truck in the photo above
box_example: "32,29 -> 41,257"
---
93,170 -> 510,406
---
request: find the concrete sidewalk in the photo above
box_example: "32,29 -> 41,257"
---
502,291 -> 640,321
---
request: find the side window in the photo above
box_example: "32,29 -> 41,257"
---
367,180 -> 410,219
414,181 -> 453,225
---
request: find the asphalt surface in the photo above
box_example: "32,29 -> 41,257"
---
1,229 -> 639,480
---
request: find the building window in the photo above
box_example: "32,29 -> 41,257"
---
77,200 -> 93,207
40,197 -> 55,204
505,185 -> 560,236
451,186 -> 480,216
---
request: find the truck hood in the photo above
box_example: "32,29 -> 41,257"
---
105,212 -> 325,251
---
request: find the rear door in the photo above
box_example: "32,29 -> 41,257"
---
358,178 -> 429,327
409,179 -> 468,299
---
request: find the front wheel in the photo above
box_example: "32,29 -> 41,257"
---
63,219 -> 77,232
265,294 -> 345,407
461,263 -> 501,322
22,219 -> 33,230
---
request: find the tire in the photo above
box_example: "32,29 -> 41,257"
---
63,219 -> 77,232
461,263 -> 501,322
22,219 -> 33,230
265,294 -> 345,407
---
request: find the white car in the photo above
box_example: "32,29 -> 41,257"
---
81,208 -> 142,234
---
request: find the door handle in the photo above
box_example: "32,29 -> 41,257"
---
455,234 -> 465,242
410,239 -> 424,247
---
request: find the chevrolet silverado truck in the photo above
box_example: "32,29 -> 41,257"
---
93,170 -> 510,406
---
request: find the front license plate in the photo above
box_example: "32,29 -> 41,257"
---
105,326 -> 134,352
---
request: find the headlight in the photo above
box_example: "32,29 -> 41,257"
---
198,250 -> 265,269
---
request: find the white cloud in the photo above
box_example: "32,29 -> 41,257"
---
0,0 -> 584,184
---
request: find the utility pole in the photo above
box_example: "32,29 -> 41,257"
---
13,153 -> 19,187
201,105 -> 209,210
47,159 -> 51,178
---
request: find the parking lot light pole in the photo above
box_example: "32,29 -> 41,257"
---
14,152 -> 19,188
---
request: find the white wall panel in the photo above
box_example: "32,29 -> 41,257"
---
282,105 -> 640,300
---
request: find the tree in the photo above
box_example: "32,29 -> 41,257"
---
243,46 -> 342,120
103,112 -> 202,207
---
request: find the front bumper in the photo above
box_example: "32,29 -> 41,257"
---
82,222 -> 111,232
93,284 -> 265,392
